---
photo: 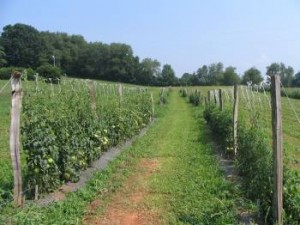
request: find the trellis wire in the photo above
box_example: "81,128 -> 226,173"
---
280,81 -> 300,124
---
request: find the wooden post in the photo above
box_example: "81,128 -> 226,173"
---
233,84 -> 238,155
88,80 -> 97,118
214,89 -> 220,107
208,90 -> 214,104
34,73 -> 39,93
219,89 -> 223,111
34,185 -> 39,201
207,91 -> 211,103
271,75 -> 283,225
150,92 -> 154,119
117,84 -> 122,108
10,71 -> 23,207
49,78 -> 54,97
160,87 -> 164,105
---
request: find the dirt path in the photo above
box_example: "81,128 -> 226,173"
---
83,158 -> 160,225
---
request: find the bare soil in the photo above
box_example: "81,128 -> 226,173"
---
82,158 -> 161,225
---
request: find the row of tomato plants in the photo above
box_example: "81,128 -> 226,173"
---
21,82 -> 153,195
202,104 -> 300,224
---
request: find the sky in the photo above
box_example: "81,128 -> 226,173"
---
1,0 -> 300,77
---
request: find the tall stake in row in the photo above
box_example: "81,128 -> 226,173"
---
219,89 -> 223,111
271,75 -> 283,225
117,83 -> 122,108
150,92 -> 154,120
233,84 -> 238,155
10,72 -> 23,207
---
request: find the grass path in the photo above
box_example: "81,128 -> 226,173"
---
82,90 -> 246,225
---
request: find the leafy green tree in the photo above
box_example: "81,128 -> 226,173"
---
0,45 -> 7,66
0,23 -> 44,68
242,67 -> 263,85
196,65 -> 209,85
138,58 -> 161,85
180,73 -> 196,86
266,62 -> 294,86
160,64 -> 177,86
222,66 -> 240,85
208,62 -> 224,85
104,43 -> 136,82
292,72 -> 300,87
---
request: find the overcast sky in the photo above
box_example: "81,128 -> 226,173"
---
1,0 -> 300,77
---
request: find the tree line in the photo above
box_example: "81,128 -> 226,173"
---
180,62 -> 300,87
1,23 -> 300,87
0,23 -> 177,86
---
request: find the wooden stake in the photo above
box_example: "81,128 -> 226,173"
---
214,89 -> 220,106
150,92 -> 154,119
34,185 -> 39,201
233,84 -> 238,155
117,83 -> 122,108
88,80 -> 97,118
271,75 -> 283,225
160,87 -> 164,105
207,91 -> 211,103
219,89 -> 223,111
10,71 -> 23,207
208,90 -> 214,104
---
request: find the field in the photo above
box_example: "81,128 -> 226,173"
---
0,80 -> 300,224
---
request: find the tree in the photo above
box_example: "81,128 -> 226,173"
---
0,23 -> 44,68
242,67 -> 263,85
292,72 -> 300,87
138,58 -> 161,85
208,62 -> 224,85
266,62 -> 294,87
180,73 -> 195,86
160,64 -> 177,86
222,66 -> 240,85
196,65 -> 209,85
0,45 -> 7,66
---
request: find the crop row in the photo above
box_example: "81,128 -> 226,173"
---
19,80 -> 153,196
182,88 -> 300,224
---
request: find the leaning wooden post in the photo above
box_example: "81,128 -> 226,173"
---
207,91 -> 211,103
88,80 -> 98,118
271,75 -> 283,225
160,87 -> 164,105
233,84 -> 238,156
34,73 -> 39,93
117,83 -> 122,108
219,89 -> 223,111
214,89 -> 220,107
10,71 -> 23,207
150,92 -> 154,120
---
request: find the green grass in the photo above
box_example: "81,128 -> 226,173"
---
146,88 -> 251,224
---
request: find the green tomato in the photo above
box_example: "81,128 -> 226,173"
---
48,158 -> 54,164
